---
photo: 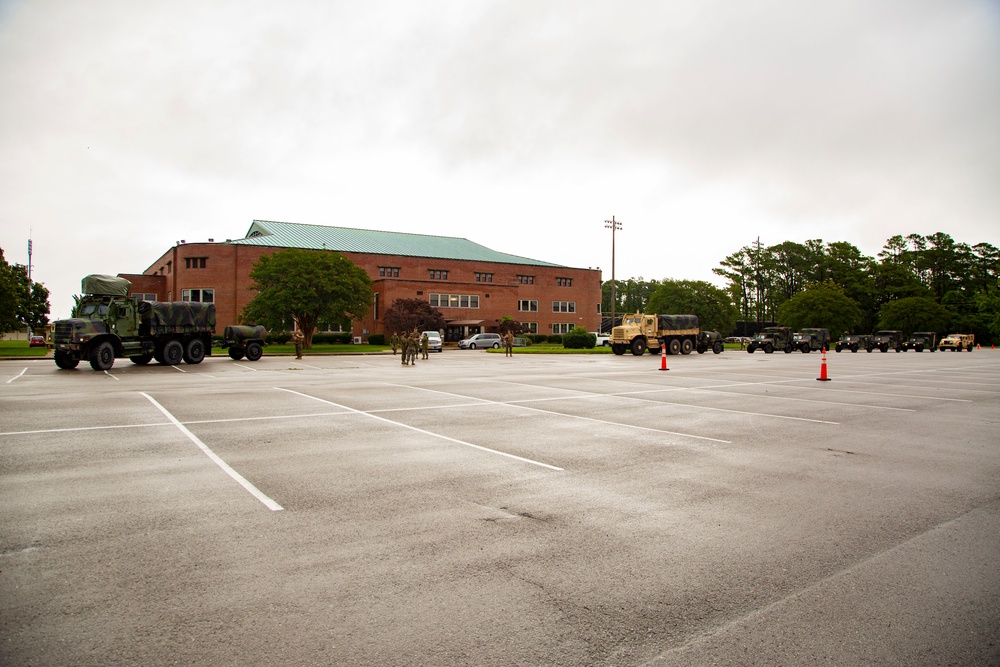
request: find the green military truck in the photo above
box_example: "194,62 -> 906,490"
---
223,325 -> 268,361
52,274 -> 215,371
792,328 -> 832,353
873,330 -> 905,353
835,334 -> 874,353
901,332 -> 937,352
696,330 -> 725,354
746,327 -> 795,354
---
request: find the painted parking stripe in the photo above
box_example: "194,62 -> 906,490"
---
141,392 -> 284,511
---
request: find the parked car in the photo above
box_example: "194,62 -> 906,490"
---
29,335 -> 46,347
589,332 -> 610,347
458,333 -> 502,349
422,331 -> 443,352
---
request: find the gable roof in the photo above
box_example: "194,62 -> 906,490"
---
231,220 -> 565,268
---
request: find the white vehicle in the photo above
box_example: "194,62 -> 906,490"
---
590,332 -> 610,347
422,331 -> 443,352
458,333 -> 502,349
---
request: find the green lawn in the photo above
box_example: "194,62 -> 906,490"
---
0,341 -> 49,357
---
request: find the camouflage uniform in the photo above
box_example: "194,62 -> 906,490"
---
407,333 -> 419,365
390,333 -> 400,355
421,333 -> 429,360
291,330 -> 304,359
504,331 -> 514,357
401,333 -> 410,365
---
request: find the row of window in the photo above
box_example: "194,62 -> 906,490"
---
517,300 -> 576,313
514,323 -> 578,334
373,268 -> 574,286
429,293 -> 480,309
132,290 -> 215,302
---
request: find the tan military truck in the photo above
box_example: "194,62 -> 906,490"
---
610,313 -> 700,356
939,333 -> 975,352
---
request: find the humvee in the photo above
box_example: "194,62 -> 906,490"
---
746,327 -> 795,354
873,330 -> 904,353
835,334 -> 874,353
939,333 -> 975,352
792,328 -> 832,353
901,332 -> 937,352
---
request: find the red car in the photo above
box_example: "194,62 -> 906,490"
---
29,335 -> 46,347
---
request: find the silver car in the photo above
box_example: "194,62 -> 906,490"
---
458,333 -> 502,349
422,331 -> 443,352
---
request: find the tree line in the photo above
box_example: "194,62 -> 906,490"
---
0,247 -> 50,335
602,233 -> 1000,342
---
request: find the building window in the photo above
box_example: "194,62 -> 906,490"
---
518,300 -> 538,312
181,288 -> 214,303
517,274 -> 534,285
557,277 -> 572,287
522,322 -> 538,334
134,293 -> 157,301
166,261 -> 172,273
552,301 -> 576,313
373,292 -> 379,320
552,323 -> 573,334
429,293 -> 479,308
379,266 -> 400,277
185,257 -> 207,269
597,303 -> 602,313
475,272 -> 493,283
429,270 -> 449,280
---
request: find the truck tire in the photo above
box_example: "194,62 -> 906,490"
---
130,354 -> 153,365
245,341 -> 263,361
162,340 -> 184,365
712,341 -> 723,354
611,344 -> 626,355
747,344 -> 756,353
668,338 -> 681,355
54,351 -> 79,370
228,346 -> 245,360
630,338 -> 646,356
784,346 -> 793,353
764,343 -> 774,354
681,339 -> 693,355
184,339 -> 206,364
89,341 -> 115,371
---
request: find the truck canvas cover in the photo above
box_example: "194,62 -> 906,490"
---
657,314 -> 699,330
82,274 -> 131,296
138,301 -> 216,330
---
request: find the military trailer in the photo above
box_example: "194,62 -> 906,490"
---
792,328 -> 832,353
696,330 -> 725,354
610,313 -> 700,356
746,327 -> 795,354
901,332 -> 937,352
223,325 -> 268,361
835,334 -> 874,353
873,330 -> 904,353
53,275 -> 215,371
939,333 -> 975,352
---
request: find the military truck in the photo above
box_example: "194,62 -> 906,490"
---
610,313 -> 700,356
792,328 -> 832,353
52,274 -> 215,371
746,327 -> 795,354
939,333 -> 975,352
223,325 -> 268,361
901,332 -> 937,352
873,330 -> 904,353
696,330 -> 725,354
835,334 -> 874,353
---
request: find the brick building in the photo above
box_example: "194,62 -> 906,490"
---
124,220 -> 603,341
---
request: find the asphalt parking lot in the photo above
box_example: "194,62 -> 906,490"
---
2,347 -> 999,666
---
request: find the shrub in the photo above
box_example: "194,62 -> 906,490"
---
367,333 -> 385,345
311,333 -> 353,344
546,334 -> 563,344
527,334 -> 548,344
270,332 -> 291,344
562,327 -> 596,349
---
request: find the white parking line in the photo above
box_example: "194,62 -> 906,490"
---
5,368 -> 26,384
141,392 -> 284,511
275,387 -> 564,471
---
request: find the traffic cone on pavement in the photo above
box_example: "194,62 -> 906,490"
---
817,350 -> 831,381
659,345 -> 669,371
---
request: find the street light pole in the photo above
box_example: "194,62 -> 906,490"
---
604,216 -> 622,333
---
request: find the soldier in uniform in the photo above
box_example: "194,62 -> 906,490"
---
390,332 -> 400,355
421,333 -> 429,360
291,329 -> 305,359
407,331 -> 419,365
401,332 -> 410,365
504,331 -> 514,357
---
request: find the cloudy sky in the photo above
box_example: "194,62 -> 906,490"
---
1,0 -> 998,319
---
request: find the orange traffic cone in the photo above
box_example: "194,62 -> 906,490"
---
817,350 -> 831,381
659,345 -> 669,371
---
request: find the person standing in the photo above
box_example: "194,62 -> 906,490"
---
407,332 -> 419,365
504,331 -> 514,357
421,333 -> 429,360
401,332 -> 410,365
291,329 -> 305,359
390,332 -> 400,355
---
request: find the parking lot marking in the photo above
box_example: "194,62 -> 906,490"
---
5,368 -> 26,384
0,422 -> 170,438
233,363 -> 258,371
141,392 -> 284,511
387,383 -> 732,444
609,385 -> 916,412
104,370 -> 120,381
275,387 -> 564,471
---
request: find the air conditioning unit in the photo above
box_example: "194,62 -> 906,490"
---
353,336 -> 362,345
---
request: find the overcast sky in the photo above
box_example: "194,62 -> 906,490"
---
2,0 -> 998,319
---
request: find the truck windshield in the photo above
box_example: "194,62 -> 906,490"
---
78,304 -> 108,316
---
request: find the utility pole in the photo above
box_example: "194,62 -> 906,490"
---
26,236 -> 33,338
604,216 -> 622,333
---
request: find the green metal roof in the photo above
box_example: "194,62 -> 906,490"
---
231,220 -> 565,268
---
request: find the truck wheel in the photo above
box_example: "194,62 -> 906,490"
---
712,342 -> 723,354
668,339 -> 681,355
681,339 -> 693,355
784,346 -> 793,353
800,345 -> 810,353
747,345 -> 756,354
245,341 -> 263,361
611,344 -> 625,355
630,338 -> 646,356
764,343 -> 774,354
228,346 -> 245,360
184,339 -> 206,364
89,341 -> 115,371
130,354 -> 153,365
54,351 -> 79,370
162,340 -> 184,365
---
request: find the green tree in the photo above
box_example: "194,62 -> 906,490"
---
775,281 -> 862,339
383,298 -> 445,335
495,315 -> 524,336
241,249 -> 372,347
0,247 -> 50,333
0,249 -> 19,333
647,279 -> 738,335
876,296 -> 951,336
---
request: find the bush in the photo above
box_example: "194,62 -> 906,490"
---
367,333 -> 385,345
546,334 -> 563,344
562,327 -> 596,349
270,332 -> 291,344
310,333 -> 353,344
526,334 -> 548,344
